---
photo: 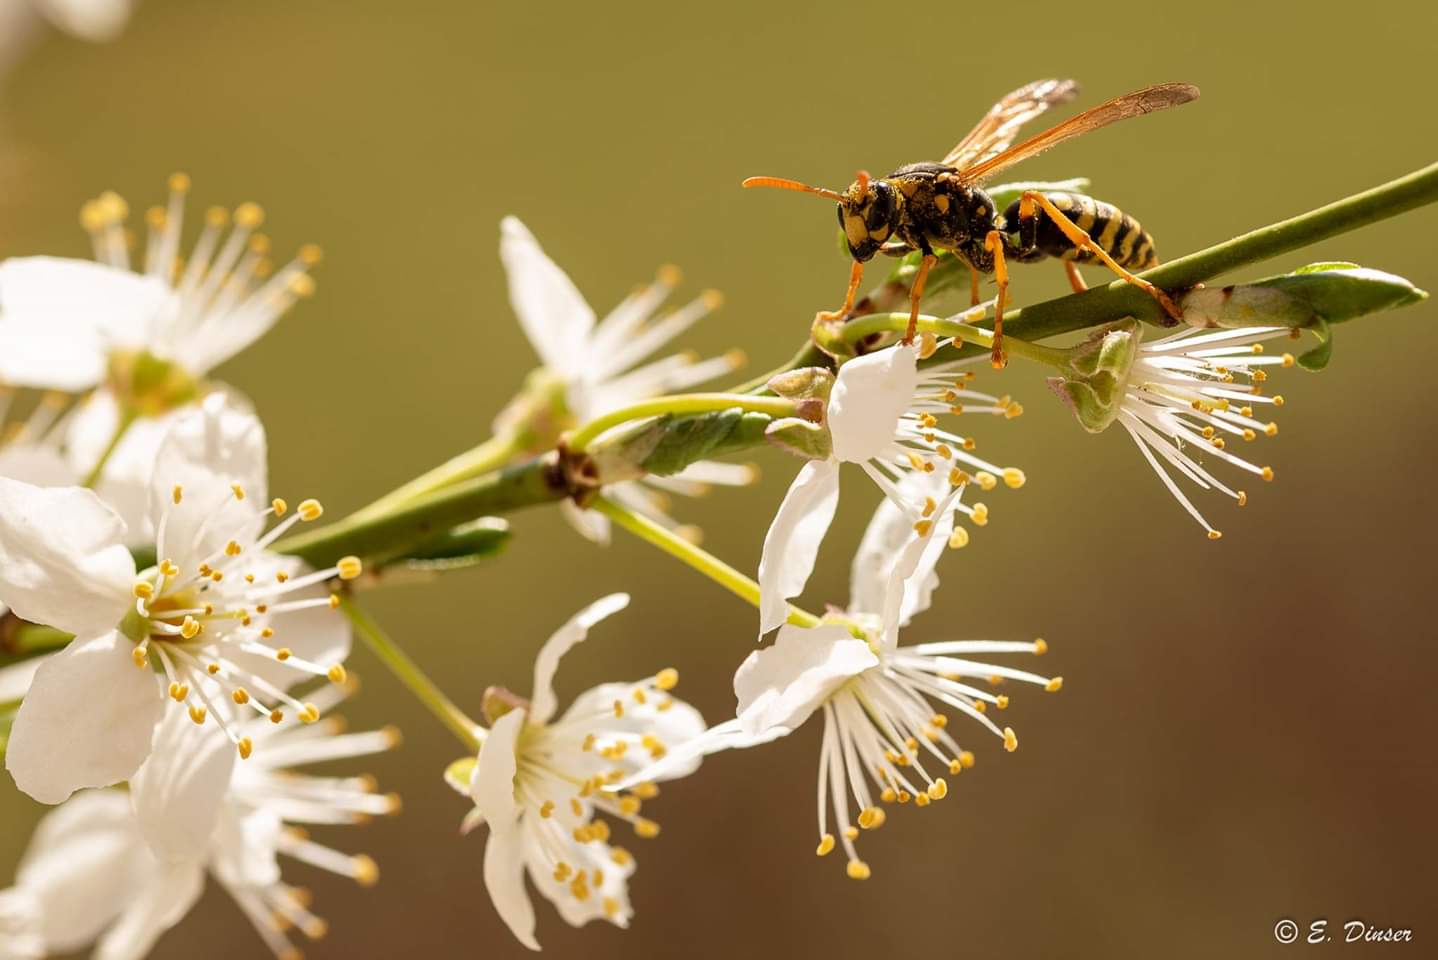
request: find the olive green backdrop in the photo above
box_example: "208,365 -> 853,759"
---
1,0 -> 1435,957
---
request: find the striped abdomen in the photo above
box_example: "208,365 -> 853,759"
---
1002,191 -> 1158,270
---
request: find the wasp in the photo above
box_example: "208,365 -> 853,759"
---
743,79 -> 1199,366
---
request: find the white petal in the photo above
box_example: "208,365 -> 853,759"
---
64,390 -> 191,540
92,860 -> 203,960
757,460 -> 839,637
529,593 -> 630,724
0,478 -> 133,637
149,395 -> 267,575
470,709 -> 524,828
733,624 -> 876,736
499,216 -> 595,378
558,680 -> 707,781
0,446 -> 76,487
16,789 -> 150,951
129,707 -> 237,863
0,258 -> 168,390
209,806 -> 281,889
5,632 -> 162,804
0,655 -> 48,704
828,343 -> 919,462
0,888 -> 43,960
558,499 -> 611,544
484,819 -> 540,951
35,0 -> 133,42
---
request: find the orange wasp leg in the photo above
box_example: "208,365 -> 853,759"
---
1064,260 -> 1088,293
969,265 -> 982,306
816,260 -> 865,327
983,231 -> 1010,369
1019,191 -> 1181,321
904,255 -> 938,345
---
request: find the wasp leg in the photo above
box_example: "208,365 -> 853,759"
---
969,265 -> 982,306
1064,260 -> 1087,293
1019,191 -> 1181,322
903,254 -> 938,345
983,231 -> 1009,369
816,260 -> 865,327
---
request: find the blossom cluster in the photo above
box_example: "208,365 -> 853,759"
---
0,173 -> 1318,955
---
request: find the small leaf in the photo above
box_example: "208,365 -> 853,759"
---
636,409 -> 770,477
1261,264 -> 1428,325
765,417 -> 832,460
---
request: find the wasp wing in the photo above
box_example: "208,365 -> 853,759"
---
956,82 -> 1200,184
941,78 -> 1081,171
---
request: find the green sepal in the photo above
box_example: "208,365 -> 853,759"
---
481,686 -> 526,725
443,755 -> 476,794
765,417 -> 832,460
1045,320 -> 1140,434
491,367 -> 574,455
387,518 -> 511,572
1297,316 -> 1334,371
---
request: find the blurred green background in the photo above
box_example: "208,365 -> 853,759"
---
2,0 -> 1436,956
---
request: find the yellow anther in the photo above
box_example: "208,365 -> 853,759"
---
1002,467 -> 1026,489
632,782 -> 659,800
132,645 -> 149,668
921,496 -> 937,518
581,733 -> 596,752
610,847 -> 633,867
973,700 -> 987,714
289,274 -> 317,298
970,503 -> 989,526
896,791 -> 912,804
299,703 -> 320,724
297,499 -> 324,521
206,663 -> 220,675
1033,638 -> 1048,655
269,709 -> 284,724
920,412 -> 938,429
172,484 -> 183,504
327,664 -> 347,684
570,797 -> 584,817
553,862 -> 572,882
1272,395 -> 1285,407
613,699 -> 624,718
948,527 -> 969,549
180,616 -> 201,639
538,800 -> 555,819
275,571 -> 289,583
337,556 -> 363,581
931,713 -> 948,729
1261,466 -> 1275,482
634,819 -> 660,839
1242,429 -> 1256,442
352,855 -> 379,887
1264,422 -> 1278,437
132,581 -> 154,600
188,705 -> 207,725
880,787 -> 897,803
632,687 -> 647,705
159,560 -> 179,577
913,519 -> 933,537
1045,677 -> 1064,692
602,897 -> 620,919
1253,369 -> 1268,383
234,202 -> 265,228
328,594 -> 341,609
846,860 -> 872,880
1210,437 -> 1225,450
653,667 -> 680,692
618,795 -> 641,817
1207,530 -> 1223,541
914,791 -> 931,808
168,682 -> 183,701
843,826 -> 860,839
959,750 -> 976,769
205,205 -> 229,227
1003,727 -> 1018,752
857,806 -> 886,830
168,172 -> 191,193
237,738 -> 254,760
1201,426 -> 1215,439
975,470 -> 998,491
995,694 -> 1010,710
276,647 -> 292,661
233,688 -> 251,705
271,498 -> 288,517
695,287 -> 725,311
949,759 -> 963,774
231,483 -> 246,501
1004,401 -> 1024,419
1237,491 -> 1248,507
209,571 -> 224,583
949,467 -> 967,486
918,331 -> 939,359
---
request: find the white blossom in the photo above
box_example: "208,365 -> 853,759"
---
446,593 -> 706,950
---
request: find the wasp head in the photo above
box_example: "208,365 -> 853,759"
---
836,171 -> 897,263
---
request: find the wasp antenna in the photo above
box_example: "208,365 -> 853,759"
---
855,169 -> 870,194
741,176 -> 845,202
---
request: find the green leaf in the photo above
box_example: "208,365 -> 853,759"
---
636,409 -> 770,477
388,518 -> 511,572
1258,264 -> 1427,325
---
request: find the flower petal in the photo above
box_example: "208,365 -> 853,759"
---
828,343 -> 919,463
5,632 -> 162,804
611,717 -> 789,790
757,460 -> 839,637
0,478 -> 133,637
852,472 -> 960,631
734,624 -> 876,736
209,806 -> 282,890
470,708 -> 524,828
16,789 -> 151,951
876,484 -> 966,652
129,706 -> 237,863
149,394 -> 267,576
93,860 -> 203,960
0,257 -> 169,391
529,593 -> 630,724
558,498 -> 611,545
499,216 -> 595,378
35,0 -> 133,42
0,654 -> 49,704
0,445 -> 76,487
483,816 -> 540,951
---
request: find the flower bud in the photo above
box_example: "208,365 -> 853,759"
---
767,366 -> 835,404
1045,320 -> 1140,434
765,416 -> 832,460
